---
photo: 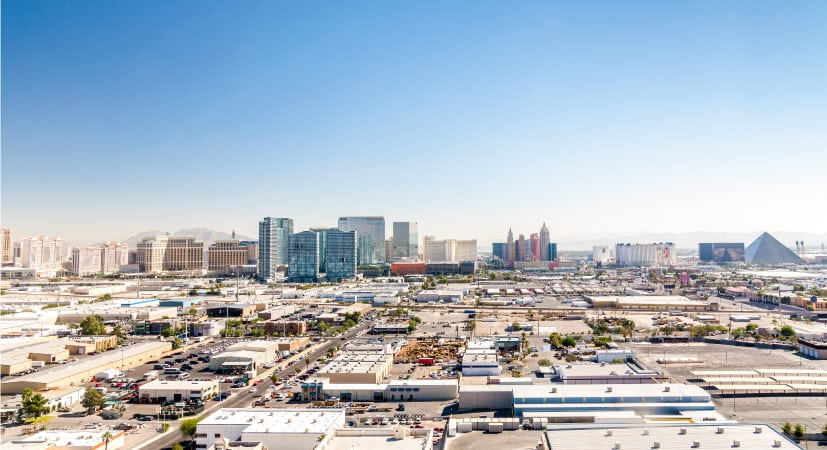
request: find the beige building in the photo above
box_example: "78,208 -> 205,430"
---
101,241 -> 129,273
1,228 -> 12,266
137,235 -> 204,273
71,246 -> 102,276
423,237 -> 477,262
318,351 -> 393,384
208,240 -> 251,274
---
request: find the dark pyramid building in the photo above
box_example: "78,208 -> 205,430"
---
745,232 -> 804,264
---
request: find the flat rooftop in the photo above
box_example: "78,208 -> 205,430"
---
511,383 -> 711,401
320,353 -> 392,374
139,379 -> 218,390
327,433 -> 429,450
199,408 -> 345,434
544,424 -> 801,450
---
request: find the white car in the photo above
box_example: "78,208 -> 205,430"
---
249,387 -> 257,393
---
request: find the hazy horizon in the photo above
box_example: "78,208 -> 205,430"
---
3,1 -> 826,242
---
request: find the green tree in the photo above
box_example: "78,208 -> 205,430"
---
593,336 -> 612,348
821,422 -> 827,436
79,315 -> 106,335
561,336 -> 577,348
270,373 -> 280,384
305,358 -> 311,371
111,324 -> 126,340
102,431 -> 113,450
179,417 -> 202,443
549,332 -> 562,349
779,325 -> 795,338
793,423 -> 805,439
172,443 -> 184,450
172,337 -> 182,349
31,415 -> 53,431
22,388 -> 49,418
538,359 -> 551,367
188,308 -> 198,316
782,421 -> 793,435
745,323 -> 758,333
82,387 -> 105,410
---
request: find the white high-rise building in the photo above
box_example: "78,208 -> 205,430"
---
101,242 -> 129,273
592,245 -> 612,264
615,243 -> 676,267
137,236 -> 168,273
21,236 -> 65,276
539,222 -> 550,261
423,237 -> 477,262
71,246 -> 103,276
1,228 -> 13,266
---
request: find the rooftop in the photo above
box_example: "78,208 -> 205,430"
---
199,408 -> 345,434
544,423 -> 801,450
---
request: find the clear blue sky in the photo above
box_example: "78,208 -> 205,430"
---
2,0 -> 826,244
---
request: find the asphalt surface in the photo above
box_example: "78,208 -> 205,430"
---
142,321 -> 370,450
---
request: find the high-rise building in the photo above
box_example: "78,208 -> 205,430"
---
287,231 -> 320,282
698,243 -> 745,263
515,234 -> 526,262
324,230 -> 357,281
21,236 -> 65,275
208,240 -> 254,274
593,245 -> 612,264
615,243 -> 676,267
337,216 -> 385,265
530,233 -> 541,261
239,241 -> 258,265
492,243 -> 507,260
392,221 -> 419,260
539,223 -> 550,261
258,217 -> 293,281
423,238 -> 477,262
549,243 -> 558,262
71,246 -> 102,276
506,228 -> 514,262
1,228 -> 12,266
101,242 -> 129,273
136,235 -> 203,272
309,228 -> 337,272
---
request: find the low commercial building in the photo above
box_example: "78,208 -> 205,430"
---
301,378 -> 458,403
586,295 -> 714,311
56,306 -> 178,324
195,408 -> 346,450
119,298 -> 160,308
1,354 -> 32,376
415,290 -> 464,303
42,386 -> 86,410
556,363 -> 661,384
318,351 -> 393,384
65,336 -> 119,355
8,429 -> 126,450
189,320 -> 223,337
138,379 -> 219,403
258,320 -> 307,336
799,340 -> 827,359
206,304 -> 258,319
369,323 -> 409,335
209,340 -> 280,372
159,297 -> 203,309
461,351 -> 501,377
1,341 -> 171,393
274,337 -> 309,352
256,304 -> 296,320
543,424 -> 801,450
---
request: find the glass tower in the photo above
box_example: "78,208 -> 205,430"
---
337,216 -> 385,266
258,217 -> 293,281
287,231 -> 320,282
324,230 -> 357,281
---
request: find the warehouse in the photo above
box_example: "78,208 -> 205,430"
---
543,424 -> 801,450
585,295 -> 714,311
0,354 -> 32,376
159,297 -> 203,308
209,340 -> 280,372
56,306 -> 178,324
317,351 -> 393,384
1,341 -> 171,393
556,363 -> 661,384
206,304 -> 257,319
138,379 -> 219,403
301,378 -> 458,403
195,408 -> 346,450
8,429 -> 126,450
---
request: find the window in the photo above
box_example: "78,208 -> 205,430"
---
214,433 -> 221,438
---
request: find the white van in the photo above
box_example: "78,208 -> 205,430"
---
177,373 -> 190,380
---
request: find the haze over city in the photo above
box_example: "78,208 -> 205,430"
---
2,1 -> 826,243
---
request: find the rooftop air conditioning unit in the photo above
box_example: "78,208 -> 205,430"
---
773,441 -> 782,448
716,427 -> 724,434
606,387 -> 613,393
642,429 -> 649,436
652,441 -> 660,449
691,441 -> 700,448
679,428 -> 687,435
663,386 -> 671,392
754,427 -> 762,434
613,443 -> 621,450
732,440 -> 740,447
605,430 -> 613,437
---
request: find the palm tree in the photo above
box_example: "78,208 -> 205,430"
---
102,431 -> 113,450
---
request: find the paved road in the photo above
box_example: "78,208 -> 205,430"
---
141,322 -> 369,450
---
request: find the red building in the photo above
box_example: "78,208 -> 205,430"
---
390,262 -> 427,275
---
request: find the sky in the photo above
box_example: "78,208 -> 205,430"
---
2,0 -> 826,246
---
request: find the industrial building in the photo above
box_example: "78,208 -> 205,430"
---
586,295 -> 714,311
7,429 -> 126,450
301,377 -> 458,403
209,340 -> 280,372
461,340 -> 501,377
195,408 -> 346,450
206,304 -> 258,319
458,383 -> 717,421
556,362 -> 661,384
138,379 -> 219,403
1,341 -> 171,393
56,306 -> 178,324
542,424 -> 801,450
317,351 -> 394,384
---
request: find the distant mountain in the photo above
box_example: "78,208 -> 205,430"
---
123,228 -> 254,249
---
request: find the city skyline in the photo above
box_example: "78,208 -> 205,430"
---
2,1 -> 826,242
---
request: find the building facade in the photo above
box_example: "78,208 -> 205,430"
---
258,217 -> 293,281
423,238 -> 477,262
1,228 -> 12,266
208,240 -> 253,274
101,242 -> 129,273
288,231 -> 320,282
615,242 -> 676,267
337,216 -> 385,265
392,221 -> 419,260
20,236 -> 65,275
136,235 -> 204,272
698,242 -> 745,263
71,246 -> 102,276
539,222 -> 550,261
324,230 -> 357,281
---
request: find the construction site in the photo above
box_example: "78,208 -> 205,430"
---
394,339 -> 465,364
